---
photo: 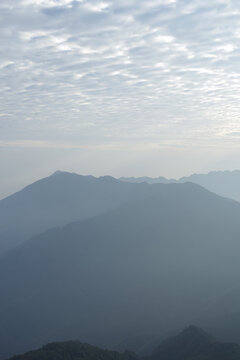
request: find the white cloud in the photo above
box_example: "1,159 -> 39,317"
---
84,2 -> 111,12
1,0 -> 240,151
21,0 -> 81,7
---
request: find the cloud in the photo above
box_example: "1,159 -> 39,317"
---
1,0 -> 240,151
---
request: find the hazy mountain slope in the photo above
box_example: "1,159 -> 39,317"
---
0,171 -> 172,255
149,326 -> 240,360
119,170 -> 240,202
1,183 -> 240,358
7,341 -> 137,360
179,170 -> 240,202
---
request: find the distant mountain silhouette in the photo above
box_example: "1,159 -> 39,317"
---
149,325 -> 240,360
120,170 -> 240,202
0,171 -> 178,255
1,183 -> 240,358
119,176 -> 174,184
179,170 -> 240,202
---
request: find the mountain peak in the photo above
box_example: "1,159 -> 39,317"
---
178,325 -> 214,342
150,325 -> 240,360
51,170 -> 76,176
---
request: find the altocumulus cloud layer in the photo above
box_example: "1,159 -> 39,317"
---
1,0 -> 240,150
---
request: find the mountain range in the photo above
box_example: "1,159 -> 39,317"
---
0,171 -> 172,255
1,173 -> 240,358
2,169 -> 240,256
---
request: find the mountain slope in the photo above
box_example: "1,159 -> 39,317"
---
0,171 -> 173,255
1,183 -> 240,358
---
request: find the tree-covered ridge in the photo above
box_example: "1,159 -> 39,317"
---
8,341 -> 137,360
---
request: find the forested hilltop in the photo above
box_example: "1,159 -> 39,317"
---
8,342 -> 137,360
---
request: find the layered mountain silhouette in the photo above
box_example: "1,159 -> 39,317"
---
2,169 -> 240,256
1,182 -> 240,358
120,170 -> 240,202
7,327 -> 240,360
0,171 -> 178,255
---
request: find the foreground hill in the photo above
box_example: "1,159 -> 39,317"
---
7,341 -> 137,360
1,183 -> 240,358
149,326 -> 240,360
7,327 -> 240,360
0,171 -> 172,255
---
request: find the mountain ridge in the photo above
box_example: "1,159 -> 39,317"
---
119,169 -> 240,202
0,171 -> 177,255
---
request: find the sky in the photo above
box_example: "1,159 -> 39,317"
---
1,0 -> 240,198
